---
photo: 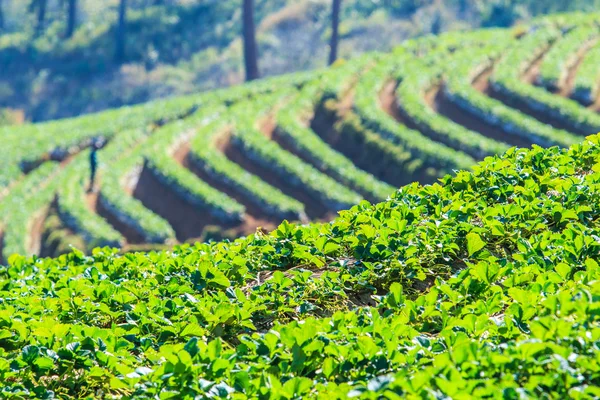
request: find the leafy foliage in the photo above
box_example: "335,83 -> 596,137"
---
2,135 -> 600,397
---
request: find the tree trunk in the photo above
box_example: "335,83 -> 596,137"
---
0,0 -> 5,31
243,0 -> 260,81
115,0 -> 127,62
66,0 -> 77,38
328,0 -> 342,65
36,0 -> 47,36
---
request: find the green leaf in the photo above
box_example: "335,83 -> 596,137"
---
466,232 -> 486,256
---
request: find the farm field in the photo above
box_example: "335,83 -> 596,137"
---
3,13 -> 600,261
2,11 -> 600,398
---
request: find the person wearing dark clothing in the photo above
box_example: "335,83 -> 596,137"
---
88,144 -> 99,193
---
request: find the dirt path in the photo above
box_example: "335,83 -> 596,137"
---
28,208 -> 49,257
557,42 -> 594,98
378,80 -> 419,130
522,49 -> 546,85
473,68 -> 493,94
427,84 -> 532,148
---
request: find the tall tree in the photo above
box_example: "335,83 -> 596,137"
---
65,0 -> 77,38
29,0 -> 48,36
115,0 -> 127,62
328,0 -> 342,65
0,0 -> 4,31
242,0 -> 259,81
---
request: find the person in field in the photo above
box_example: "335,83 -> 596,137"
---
88,140 -> 101,193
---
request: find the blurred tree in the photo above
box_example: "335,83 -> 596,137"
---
328,0 -> 341,65
0,0 -> 4,31
116,0 -> 127,62
29,0 -> 48,36
65,0 -> 77,38
243,0 -> 259,81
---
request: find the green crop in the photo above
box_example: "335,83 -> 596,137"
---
2,134 -> 600,398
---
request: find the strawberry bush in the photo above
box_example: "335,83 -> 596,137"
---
2,135 -> 600,398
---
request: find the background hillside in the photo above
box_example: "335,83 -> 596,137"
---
0,0 -> 599,123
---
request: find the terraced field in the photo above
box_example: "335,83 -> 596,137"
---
2,12 -> 600,262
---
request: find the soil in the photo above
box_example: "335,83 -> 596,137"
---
482,50 -> 588,135
426,83 -> 532,148
28,208 -> 49,256
86,189 -> 147,245
473,68 -> 493,94
174,138 -> 281,233
556,42 -> 593,98
0,230 -> 4,265
378,80 -> 420,130
132,165 -> 228,242
216,131 -> 331,220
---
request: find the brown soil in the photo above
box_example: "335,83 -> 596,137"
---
557,42 -> 594,98
522,51 -> 545,85
482,50 -> 587,135
378,80 -> 419,130
473,68 -> 493,94
427,84 -> 532,148
216,131 -> 331,220
0,230 -> 4,265
132,165 -> 228,242
174,139 -> 281,232
28,208 -> 49,256
259,113 -> 325,171
86,190 -> 147,245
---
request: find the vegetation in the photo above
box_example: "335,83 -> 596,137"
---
2,133 -> 600,397
2,6 -> 600,398
1,0 -> 600,122
3,12 -> 600,260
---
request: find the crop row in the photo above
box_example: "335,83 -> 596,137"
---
491,23 -> 600,134
98,130 -> 177,244
353,56 -> 476,173
0,162 -> 60,260
443,42 -> 580,148
572,41 -> 600,104
229,92 -> 364,212
2,132 -> 600,397
142,111 -> 246,224
275,74 -> 395,203
394,44 -> 511,159
187,113 -> 305,221
56,152 -> 124,249
536,23 -> 599,91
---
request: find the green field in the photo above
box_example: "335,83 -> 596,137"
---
1,11 -> 600,398
4,13 -> 600,260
